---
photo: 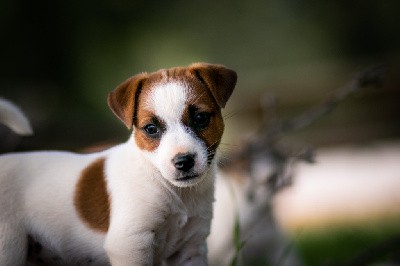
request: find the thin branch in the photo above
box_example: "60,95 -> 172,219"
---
220,63 -> 388,195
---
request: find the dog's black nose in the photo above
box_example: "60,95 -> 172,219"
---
173,153 -> 195,172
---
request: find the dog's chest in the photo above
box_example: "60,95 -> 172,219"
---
153,200 -> 212,263
154,213 -> 190,258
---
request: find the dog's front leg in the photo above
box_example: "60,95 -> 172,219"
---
104,229 -> 155,266
104,201 -> 167,266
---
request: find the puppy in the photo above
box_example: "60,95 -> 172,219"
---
0,63 -> 237,265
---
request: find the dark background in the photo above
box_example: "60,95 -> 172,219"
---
1,0 -> 399,151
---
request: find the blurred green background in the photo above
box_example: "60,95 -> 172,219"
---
1,0 -> 400,265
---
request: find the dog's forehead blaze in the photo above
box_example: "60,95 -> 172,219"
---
74,158 -> 110,233
134,70 -> 188,152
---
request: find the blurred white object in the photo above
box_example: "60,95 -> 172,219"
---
274,142 -> 400,231
0,97 -> 33,135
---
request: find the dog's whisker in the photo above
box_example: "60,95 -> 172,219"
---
206,140 -> 221,152
217,146 -> 237,155
191,91 -> 207,105
222,108 -> 242,121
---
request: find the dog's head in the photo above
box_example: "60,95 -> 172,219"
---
108,63 -> 237,187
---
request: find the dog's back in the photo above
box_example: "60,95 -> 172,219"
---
0,151 -> 111,265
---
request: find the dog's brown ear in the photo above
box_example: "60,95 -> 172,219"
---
189,63 -> 237,108
107,73 -> 148,129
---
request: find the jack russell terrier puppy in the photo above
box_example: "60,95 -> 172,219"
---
0,63 -> 237,265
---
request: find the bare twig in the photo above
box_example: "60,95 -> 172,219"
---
264,64 -> 388,138
220,63 -> 388,196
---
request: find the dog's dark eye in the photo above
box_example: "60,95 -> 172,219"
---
191,112 -> 210,129
143,124 -> 160,137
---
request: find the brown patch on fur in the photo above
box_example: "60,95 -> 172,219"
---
182,80 -> 225,152
188,63 -> 237,108
134,108 -> 162,152
74,158 -> 110,233
108,73 -> 148,129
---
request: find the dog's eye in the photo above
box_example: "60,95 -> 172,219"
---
191,112 -> 210,129
143,124 -> 160,137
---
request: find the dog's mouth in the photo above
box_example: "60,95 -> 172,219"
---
175,174 -> 199,182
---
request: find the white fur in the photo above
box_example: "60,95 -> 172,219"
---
105,142 -> 213,265
142,82 -> 209,187
0,81 -> 215,265
146,82 -> 192,121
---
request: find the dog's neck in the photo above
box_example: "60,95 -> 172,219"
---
126,134 -> 215,198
